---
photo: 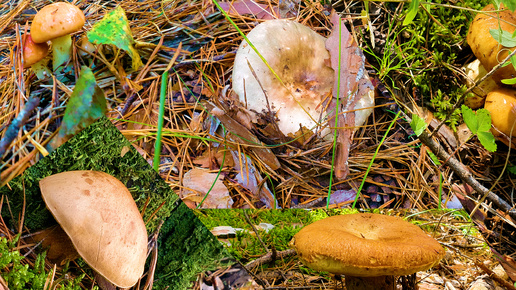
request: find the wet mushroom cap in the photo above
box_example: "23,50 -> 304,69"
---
39,170 -> 147,288
290,213 -> 445,277
23,34 -> 49,68
31,2 -> 85,43
467,4 -> 516,85
485,87 -> 516,148
232,19 -> 334,136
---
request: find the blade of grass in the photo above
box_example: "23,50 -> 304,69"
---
351,110 -> 401,208
153,71 -> 168,173
326,17 -> 344,209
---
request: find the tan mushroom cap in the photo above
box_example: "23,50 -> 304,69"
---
232,19 -> 335,136
39,170 -> 147,288
23,34 -> 49,68
31,2 -> 85,43
290,213 -> 445,277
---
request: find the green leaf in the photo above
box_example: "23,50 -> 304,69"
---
427,150 -> 442,166
477,131 -> 498,152
410,114 -> 426,136
489,29 -> 516,47
87,6 -> 142,70
501,76 -> 516,85
501,0 -> 516,12
508,164 -> 516,175
57,66 -> 107,144
476,109 -> 492,132
462,105 -> 478,134
403,0 -> 419,26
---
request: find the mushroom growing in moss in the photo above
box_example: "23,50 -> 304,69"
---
484,87 -> 516,148
467,4 -> 516,86
290,213 -> 445,290
31,2 -> 85,71
232,19 -> 335,137
39,170 -> 148,288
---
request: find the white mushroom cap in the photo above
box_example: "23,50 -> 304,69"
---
39,170 -> 147,288
232,19 -> 335,136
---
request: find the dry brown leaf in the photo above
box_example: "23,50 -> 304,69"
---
218,1 -> 278,20
182,168 -> 234,208
325,11 -> 374,180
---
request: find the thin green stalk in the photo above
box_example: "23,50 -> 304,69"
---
351,110 -> 401,208
326,18 -> 343,209
153,71 -> 168,172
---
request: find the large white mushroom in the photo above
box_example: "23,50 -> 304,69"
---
232,19 -> 335,137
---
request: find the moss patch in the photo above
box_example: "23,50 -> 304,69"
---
0,116 -> 231,289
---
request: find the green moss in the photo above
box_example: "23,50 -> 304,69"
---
0,117 -> 231,289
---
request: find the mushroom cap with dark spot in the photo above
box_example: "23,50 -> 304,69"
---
39,170 -> 147,288
31,2 -> 85,43
290,213 -> 445,277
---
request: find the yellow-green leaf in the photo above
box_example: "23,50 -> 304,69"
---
87,6 -> 142,70
55,66 -> 107,147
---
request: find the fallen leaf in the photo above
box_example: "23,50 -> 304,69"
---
52,66 -> 107,148
182,168 -> 233,208
231,151 -> 279,208
87,6 -> 142,70
328,189 -> 356,206
218,1 -> 278,19
325,11 -> 374,180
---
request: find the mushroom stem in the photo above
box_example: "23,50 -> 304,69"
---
345,275 -> 395,290
31,58 -> 52,80
51,34 -> 72,71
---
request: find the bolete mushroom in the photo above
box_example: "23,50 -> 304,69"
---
22,34 -> 51,79
290,213 -> 445,290
39,170 -> 148,288
484,87 -> 516,148
232,19 -> 335,137
467,4 -> 516,86
462,59 -> 498,109
31,2 -> 85,71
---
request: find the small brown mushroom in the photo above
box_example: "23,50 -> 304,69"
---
39,170 -> 148,288
31,2 -> 85,71
467,4 -> 516,86
484,87 -> 516,148
290,213 -> 445,290
232,19 -> 335,137
22,34 -> 51,79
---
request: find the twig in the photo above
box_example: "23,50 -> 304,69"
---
418,131 -> 516,220
243,210 -> 269,252
474,259 -> 516,290
245,249 -> 296,270
0,96 -> 40,161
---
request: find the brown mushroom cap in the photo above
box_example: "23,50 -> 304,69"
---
485,87 -> 516,148
31,2 -> 85,43
467,4 -> 516,85
39,170 -> 147,288
290,213 -> 444,277
232,19 -> 335,136
23,34 -> 49,68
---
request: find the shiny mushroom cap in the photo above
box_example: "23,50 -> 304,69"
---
39,170 -> 147,288
290,213 -> 445,277
232,19 -> 334,136
467,4 -> 516,86
31,2 -> 85,43
23,34 -> 49,68
485,87 -> 516,148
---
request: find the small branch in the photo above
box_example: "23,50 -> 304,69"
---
0,96 -> 40,160
474,259 -> 516,290
418,131 -> 516,220
245,249 -> 296,270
